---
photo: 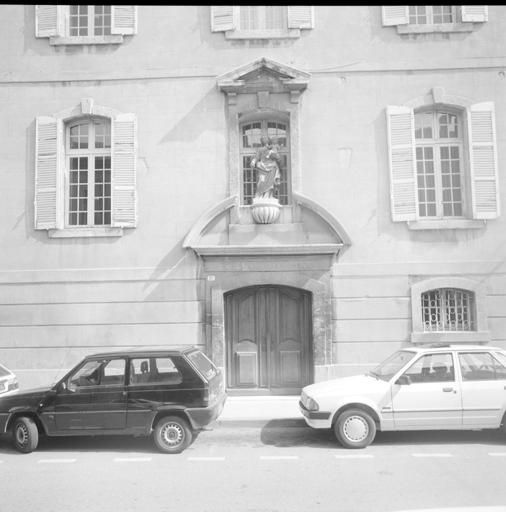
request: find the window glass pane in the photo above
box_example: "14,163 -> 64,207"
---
416,144 -> 436,217
102,359 -> 126,384
265,6 -> 286,29
95,122 -> 111,149
70,123 -> 89,149
130,357 -> 182,385
370,350 -> 417,382
409,5 -> 427,24
439,112 -> 458,139
404,353 -> 454,383
94,5 -> 112,36
433,5 -> 453,23
240,6 -> 259,30
70,5 -> 89,37
69,360 -> 102,388
415,112 -> 432,139
242,123 -> 262,148
459,352 -> 497,381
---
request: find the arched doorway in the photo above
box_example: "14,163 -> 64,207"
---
225,285 -> 313,395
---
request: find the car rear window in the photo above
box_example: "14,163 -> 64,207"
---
0,365 -> 10,378
187,350 -> 218,380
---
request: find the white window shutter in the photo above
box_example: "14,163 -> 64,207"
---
35,5 -> 59,37
461,5 -> 488,23
288,6 -> 314,29
386,106 -> 417,222
35,116 -> 62,230
111,5 -> 138,35
382,6 -> 409,26
211,6 -> 236,32
112,113 -> 137,228
468,102 -> 499,219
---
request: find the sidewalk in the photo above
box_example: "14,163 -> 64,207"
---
212,395 -> 308,429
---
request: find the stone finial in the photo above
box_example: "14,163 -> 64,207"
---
81,98 -> 94,115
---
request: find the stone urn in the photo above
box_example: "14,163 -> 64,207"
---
251,197 -> 281,224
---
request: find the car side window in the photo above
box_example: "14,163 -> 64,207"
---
493,353 -> 506,380
459,352 -> 504,381
403,353 -> 454,383
129,357 -> 183,386
69,359 -> 126,388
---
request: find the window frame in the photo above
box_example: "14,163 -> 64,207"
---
211,5 -> 314,39
65,118 -> 112,228
239,115 -> 291,206
414,108 -> 467,219
381,5 -> 487,33
386,88 -> 499,229
410,277 -> 491,345
35,5 -> 137,45
35,99 -> 137,238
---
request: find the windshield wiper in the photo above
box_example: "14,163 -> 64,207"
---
366,371 -> 379,380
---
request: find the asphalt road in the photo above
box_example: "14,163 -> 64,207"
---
1,427 -> 506,512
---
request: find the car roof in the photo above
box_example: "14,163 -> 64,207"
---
402,344 -> 505,353
84,346 -> 200,359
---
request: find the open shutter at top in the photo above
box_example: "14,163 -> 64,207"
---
35,116 -> 62,230
288,6 -> 314,29
386,106 -> 417,222
211,6 -> 236,32
382,6 -> 409,26
461,5 -> 488,23
35,5 -> 60,37
111,5 -> 137,35
468,102 -> 499,220
112,113 -> 137,228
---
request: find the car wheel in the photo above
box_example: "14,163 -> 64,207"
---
13,417 -> 39,454
153,416 -> 192,454
334,408 -> 376,449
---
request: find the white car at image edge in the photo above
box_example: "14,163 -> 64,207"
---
0,363 -> 19,397
300,344 -> 506,449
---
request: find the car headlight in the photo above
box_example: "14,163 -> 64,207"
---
305,397 -> 319,411
0,381 -> 6,393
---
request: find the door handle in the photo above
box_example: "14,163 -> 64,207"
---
443,388 -> 454,392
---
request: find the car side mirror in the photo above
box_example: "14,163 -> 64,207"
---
395,375 -> 412,385
58,381 -> 70,392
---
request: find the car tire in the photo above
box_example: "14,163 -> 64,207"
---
153,416 -> 192,454
334,408 -> 376,449
13,416 -> 39,454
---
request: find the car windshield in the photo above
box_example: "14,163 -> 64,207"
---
187,350 -> 218,381
368,350 -> 417,382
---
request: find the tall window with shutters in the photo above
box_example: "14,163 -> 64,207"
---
211,5 -> 314,39
35,101 -> 137,237
386,95 -> 499,228
35,5 -> 137,45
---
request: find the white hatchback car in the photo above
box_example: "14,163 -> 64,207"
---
0,363 -> 19,397
300,344 -> 506,449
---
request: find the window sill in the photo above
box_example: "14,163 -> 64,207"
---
49,35 -> 124,46
411,332 -> 491,345
48,227 -> 123,238
225,28 -> 301,39
397,22 -> 473,34
408,219 -> 485,230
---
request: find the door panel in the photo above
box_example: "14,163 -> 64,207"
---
226,285 -> 312,392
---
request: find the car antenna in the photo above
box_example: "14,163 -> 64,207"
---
51,339 -> 77,387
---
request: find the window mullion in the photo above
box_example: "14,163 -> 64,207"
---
88,5 -> 95,34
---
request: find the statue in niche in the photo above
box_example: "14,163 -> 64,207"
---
251,135 -> 282,201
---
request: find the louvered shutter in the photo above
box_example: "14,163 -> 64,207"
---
386,106 -> 417,222
382,6 -> 409,26
111,6 -> 137,35
468,102 -> 499,219
211,6 -> 235,32
112,113 -> 137,228
288,6 -> 314,29
35,5 -> 59,37
461,5 -> 488,23
35,116 -> 62,230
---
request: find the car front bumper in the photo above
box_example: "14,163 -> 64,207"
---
299,400 -> 332,428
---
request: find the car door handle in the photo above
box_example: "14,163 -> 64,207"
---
443,388 -> 454,392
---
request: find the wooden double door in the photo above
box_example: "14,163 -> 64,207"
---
225,285 -> 313,394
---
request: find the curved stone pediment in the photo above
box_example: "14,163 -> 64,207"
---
183,194 -> 352,258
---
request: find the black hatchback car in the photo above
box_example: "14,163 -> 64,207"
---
0,347 -> 226,454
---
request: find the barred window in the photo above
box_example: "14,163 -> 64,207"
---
421,288 -> 475,332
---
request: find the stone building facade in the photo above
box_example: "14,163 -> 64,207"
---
0,5 -> 504,394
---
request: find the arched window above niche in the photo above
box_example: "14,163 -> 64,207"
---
240,114 -> 291,206
216,58 -> 310,224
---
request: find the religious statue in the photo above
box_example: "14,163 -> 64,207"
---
251,135 -> 282,200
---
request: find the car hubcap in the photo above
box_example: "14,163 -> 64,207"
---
160,423 -> 183,446
343,416 -> 368,442
16,424 -> 28,446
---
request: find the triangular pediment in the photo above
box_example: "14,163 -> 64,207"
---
216,57 -> 310,95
